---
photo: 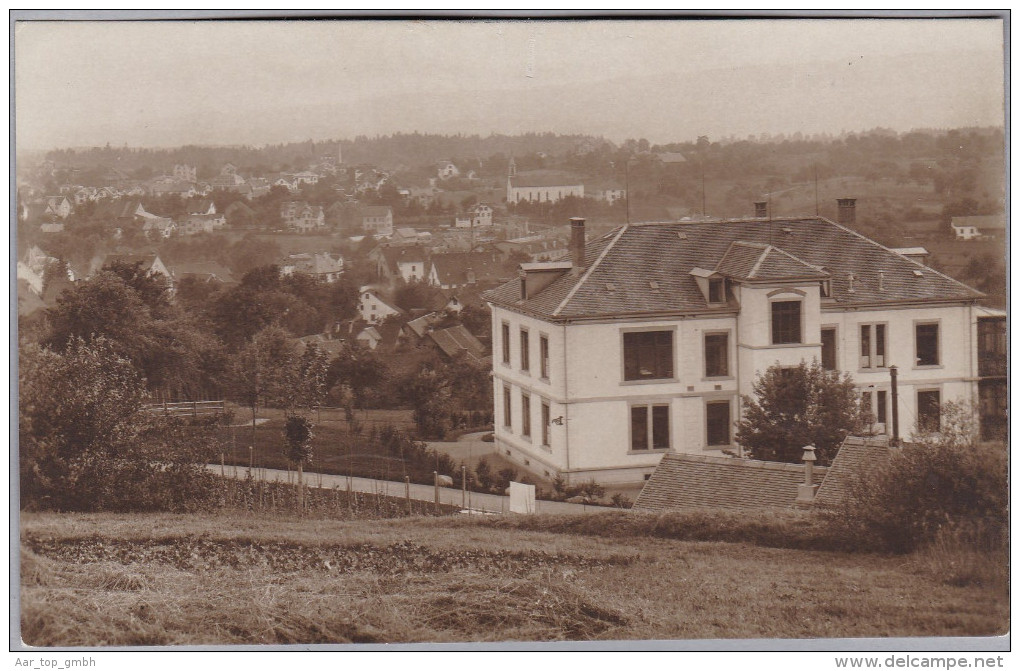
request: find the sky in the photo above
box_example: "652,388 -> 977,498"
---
14,17 -> 1006,152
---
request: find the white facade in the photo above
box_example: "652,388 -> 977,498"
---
952,223 -> 980,240
507,181 -> 584,205
359,289 -> 402,323
491,287 -> 982,486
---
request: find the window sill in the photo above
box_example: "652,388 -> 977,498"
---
913,364 -> 944,370
628,448 -> 670,455
520,370 -> 531,376
539,376 -> 550,384
857,367 -> 889,373
703,375 -> 735,382
621,378 -> 679,386
766,342 -> 807,348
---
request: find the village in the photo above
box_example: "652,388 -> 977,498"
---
14,16 -> 1009,652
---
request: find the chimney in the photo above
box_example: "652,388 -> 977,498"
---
570,217 -> 586,271
754,201 -> 768,218
837,198 -> 857,228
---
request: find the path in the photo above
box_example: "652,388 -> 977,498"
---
209,464 -> 608,515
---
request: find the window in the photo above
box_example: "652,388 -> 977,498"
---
917,390 -> 941,433
860,324 -> 887,368
771,301 -> 802,344
521,393 -> 531,438
706,401 -> 731,446
623,330 -> 674,381
520,328 -> 530,372
704,333 -> 729,378
501,322 -> 510,365
860,391 -> 873,421
820,279 -> 832,298
708,278 -> 725,303
876,390 -> 888,424
539,335 -> 550,379
502,385 -> 512,429
821,327 -> 837,371
915,323 -> 940,366
541,401 -> 550,447
631,404 -> 670,451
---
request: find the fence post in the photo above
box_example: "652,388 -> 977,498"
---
461,465 -> 467,509
220,452 -> 225,477
433,471 -> 440,514
405,475 -> 411,515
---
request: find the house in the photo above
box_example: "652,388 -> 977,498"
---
359,287 -> 404,323
360,205 -> 394,237
507,171 -> 584,205
592,185 -> 627,206
655,152 -> 688,164
427,251 -> 507,290
209,172 -> 248,192
248,178 -> 271,199
224,200 -> 256,227
454,203 -> 494,228
142,217 -> 176,239
170,261 -> 236,286
494,236 -> 568,263
427,324 -> 487,361
404,312 -> 444,342
280,252 -> 344,282
43,196 -> 73,219
404,186 -> 440,208
94,199 -> 149,223
150,179 -> 197,199
484,205 -> 989,485
950,214 -> 1005,240
101,253 -> 174,292
355,326 -> 383,350
17,262 -> 44,296
177,213 -> 225,236
187,199 -> 216,216
173,164 -> 197,182
372,246 -> 428,284
390,227 -> 421,246
437,160 -> 460,180
280,201 -> 325,232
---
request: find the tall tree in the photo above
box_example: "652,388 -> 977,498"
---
735,360 -> 863,465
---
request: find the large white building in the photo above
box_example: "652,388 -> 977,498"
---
485,206 -> 994,485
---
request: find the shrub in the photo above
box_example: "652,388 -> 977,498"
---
20,338 -> 220,512
829,429 -> 1007,553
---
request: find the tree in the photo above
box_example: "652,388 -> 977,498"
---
283,414 -> 314,511
229,325 -> 297,470
405,362 -> 453,439
19,338 -> 217,511
735,360 -> 863,465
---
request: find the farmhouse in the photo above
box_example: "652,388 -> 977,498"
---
358,286 -> 404,323
485,204 -> 991,485
950,214 -> 1005,240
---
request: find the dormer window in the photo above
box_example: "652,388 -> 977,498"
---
708,278 -> 725,304
820,279 -> 832,298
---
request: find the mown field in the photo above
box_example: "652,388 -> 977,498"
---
19,510 -> 1008,646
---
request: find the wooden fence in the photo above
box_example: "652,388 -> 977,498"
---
143,400 -> 226,417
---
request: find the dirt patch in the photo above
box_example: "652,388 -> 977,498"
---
23,535 -> 632,577
420,580 -> 629,641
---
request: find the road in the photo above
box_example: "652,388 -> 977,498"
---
208,463 -> 610,515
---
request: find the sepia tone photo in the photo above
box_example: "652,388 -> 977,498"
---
13,13 -> 1008,651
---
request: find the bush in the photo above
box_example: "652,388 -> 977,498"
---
829,435 -> 1007,553
20,338 -> 220,512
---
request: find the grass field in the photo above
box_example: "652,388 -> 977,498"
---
19,510 -> 1008,646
